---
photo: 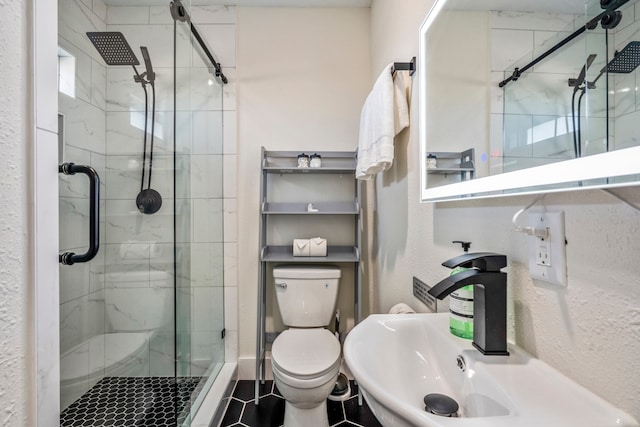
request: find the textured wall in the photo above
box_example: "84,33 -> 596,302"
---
0,0 -> 28,424
370,0 -> 640,420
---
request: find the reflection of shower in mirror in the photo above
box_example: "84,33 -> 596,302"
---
420,0 -> 640,201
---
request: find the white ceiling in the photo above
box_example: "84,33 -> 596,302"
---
102,0 -> 372,7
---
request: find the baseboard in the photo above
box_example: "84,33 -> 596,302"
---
190,363 -> 237,427
237,356 -> 272,381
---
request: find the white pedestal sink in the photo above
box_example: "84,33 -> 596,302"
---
344,313 -> 638,427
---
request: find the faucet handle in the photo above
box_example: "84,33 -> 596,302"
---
442,252 -> 507,272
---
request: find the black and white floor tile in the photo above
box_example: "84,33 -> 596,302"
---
219,380 -> 382,427
60,376 -> 203,426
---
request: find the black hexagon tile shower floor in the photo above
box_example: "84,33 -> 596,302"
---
60,376 -> 203,426
220,380 -> 382,427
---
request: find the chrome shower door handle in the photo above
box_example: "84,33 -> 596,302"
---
59,163 -> 100,265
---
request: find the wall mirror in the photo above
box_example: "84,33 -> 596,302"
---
419,0 -> 640,201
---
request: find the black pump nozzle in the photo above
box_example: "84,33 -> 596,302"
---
452,240 -> 471,252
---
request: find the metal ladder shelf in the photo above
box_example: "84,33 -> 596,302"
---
255,147 -> 362,405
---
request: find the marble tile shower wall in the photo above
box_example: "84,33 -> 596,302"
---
57,0 -> 238,409
58,0 -> 109,410
490,3 -> 640,173
104,3 -> 238,376
490,10 -> 581,174
611,2 -> 640,150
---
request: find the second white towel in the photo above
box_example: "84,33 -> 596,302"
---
356,64 -> 411,180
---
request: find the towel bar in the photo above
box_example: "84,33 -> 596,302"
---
392,56 -> 416,76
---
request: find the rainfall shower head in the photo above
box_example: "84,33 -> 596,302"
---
590,41 -> 640,88
86,32 -> 140,66
606,41 -> 640,73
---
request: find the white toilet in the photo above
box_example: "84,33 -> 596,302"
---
271,265 -> 342,427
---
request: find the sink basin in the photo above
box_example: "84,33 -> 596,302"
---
344,313 -> 638,427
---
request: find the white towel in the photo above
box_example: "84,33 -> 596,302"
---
356,64 -> 411,180
309,237 -> 327,257
393,68 -> 411,135
388,303 -> 416,314
293,239 -> 310,257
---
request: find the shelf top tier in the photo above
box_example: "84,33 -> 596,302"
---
263,201 -> 359,215
262,148 -> 357,174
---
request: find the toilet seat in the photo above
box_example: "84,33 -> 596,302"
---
272,328 -> 341,380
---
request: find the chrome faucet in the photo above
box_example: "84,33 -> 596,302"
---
428,252 -> 509,356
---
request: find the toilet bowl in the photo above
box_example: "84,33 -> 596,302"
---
271,265 -> 342,427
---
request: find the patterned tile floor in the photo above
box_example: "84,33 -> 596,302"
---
60,376 -> 203,426
219,380 -> 382,427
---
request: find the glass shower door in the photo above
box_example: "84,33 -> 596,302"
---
173,2 -> 226,422
58,0 -> 225,423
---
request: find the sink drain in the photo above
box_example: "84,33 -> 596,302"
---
424,393 -> 459,417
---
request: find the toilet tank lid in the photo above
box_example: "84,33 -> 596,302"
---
273,265 -> 341,279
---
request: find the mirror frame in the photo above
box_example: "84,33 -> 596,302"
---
419,0 -> 640,202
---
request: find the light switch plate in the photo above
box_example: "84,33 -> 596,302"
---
528,211 -> 567,286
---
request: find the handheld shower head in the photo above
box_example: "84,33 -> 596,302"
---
86,32 -> 140,66
140,46 -> 155,85
569,53 -> 597,93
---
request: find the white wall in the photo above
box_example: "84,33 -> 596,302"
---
371,0 -> 640,420
1,0 -> 59,424
236,7 -> 370,378
0,0 -> 30,423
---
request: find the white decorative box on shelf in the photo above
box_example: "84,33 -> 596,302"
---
292,238 -> 328,257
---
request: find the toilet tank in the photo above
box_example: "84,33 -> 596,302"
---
273,265 -> 341,327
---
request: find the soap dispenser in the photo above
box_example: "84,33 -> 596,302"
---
449,241 -> 474,339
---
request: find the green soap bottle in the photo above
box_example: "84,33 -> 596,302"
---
449,266 -> 474,340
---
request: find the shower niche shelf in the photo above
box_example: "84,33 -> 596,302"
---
255,147 -> 362,404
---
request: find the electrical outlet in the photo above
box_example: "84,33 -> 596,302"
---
536,238 -> 551,266
528,211 -> 567,286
